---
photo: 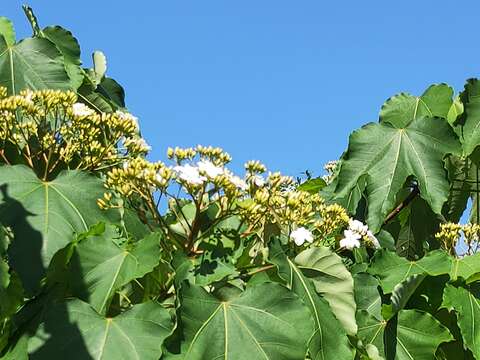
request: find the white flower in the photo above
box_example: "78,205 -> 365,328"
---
122,161 -> 129,170
253,174 -> 265,187
367,230 -> 380,249
229,174 -> 248,190
72,103 -> 94,117
339,229 -> 361,250
174,164 -> 206,185
116,110 -> 139,131
197,159 -> 224,178
290,227 -> 314,246
348,219 -> 368,235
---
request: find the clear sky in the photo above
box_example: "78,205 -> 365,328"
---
3,1 -> 480,178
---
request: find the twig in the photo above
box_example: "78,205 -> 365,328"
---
383,185 -> 420,225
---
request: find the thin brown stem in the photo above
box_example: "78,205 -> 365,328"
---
384,185 -> 419,225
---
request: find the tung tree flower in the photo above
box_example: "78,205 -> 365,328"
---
174,164 -> 206,185
348,219 -> 368,235
72,102 -> 94,117
197,159 -> 224,178
339,229 -> 361,249
291,227 -> 314,246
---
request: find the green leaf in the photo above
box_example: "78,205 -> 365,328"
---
447,96 -> 464,125
0,35 -> 71,95
29,299 -> 174,360
70,230 -> 161,314
358,309 -> 453,359
297,178 -> 327,194
458,79 -> 480,156
380,84 -> 453,128
354,273 -> 382,320
270,241 -> 353,360
0,165 -> 119,293
0,18 -> 15,47
295,246 -> 357,335
443,155 -> 473,223
179,282 -> 313,359
42,26 -> 83,90
0,335 -> 28,360
395,197 -> 440,260
383,274 -> 425,320
442,285 -> 480,358
449,252 -> 480,281
334,117 -> 460,232
368,250 -> 451,293
97,77 -> 125,108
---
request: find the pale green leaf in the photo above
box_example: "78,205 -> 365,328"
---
270,241 -> 353,360
295,246 -> 357,335
0,18 -> 15,46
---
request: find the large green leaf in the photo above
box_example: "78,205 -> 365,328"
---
294,246 -> 357,335
0,35 -> 71,95
442,285 -> 480,358
42,26 -> 83,90
179,282 -> 313,359
0,165 -> 119,293
0,18 -> 15,47
269,241 -> 353,360
394,197 -> 440,260
368,250 -> 451,293
29,299 -> 173,360
70,231 -> 161,314
354,273 -> 382,320
459,79 -> 480,156
358,309 -> 452,359
380,84 -> 453,128
333,117 -> 460,232
449,252 -> 480,282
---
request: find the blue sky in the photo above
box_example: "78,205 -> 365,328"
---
3,1 -> 480,178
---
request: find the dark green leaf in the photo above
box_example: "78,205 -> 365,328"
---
368,250 -> 451,293
0,165 -> 119,293
29,299 -> 173,360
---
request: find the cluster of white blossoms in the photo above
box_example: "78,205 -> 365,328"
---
290,227 -> 314,246
339,219 -> 380,250
173,159 -> 248,189
71,102 -> 95,118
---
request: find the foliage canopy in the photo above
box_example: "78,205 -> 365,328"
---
0,6 -> 480,360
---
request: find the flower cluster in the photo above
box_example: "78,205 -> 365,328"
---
339,219 -> 380,250
435,222 -> 480,255
322,160 -> 339,185
103,146 -> 351,249
0,88 -> 148,178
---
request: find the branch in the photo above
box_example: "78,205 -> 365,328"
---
383,185 -> 419,225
